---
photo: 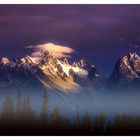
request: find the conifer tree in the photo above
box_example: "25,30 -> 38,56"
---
15,90 -> 22,120
93,113 -> 105,134
2,96 -> 15,123
40,91 -> 48,127
82,112 -> 91,132
22,96 -> 35,124
50,107 -> 62,129
75,108 -> 81,128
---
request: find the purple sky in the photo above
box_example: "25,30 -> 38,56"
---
0,4 -> 140,76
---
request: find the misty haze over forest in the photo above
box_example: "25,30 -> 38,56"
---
0,4 -> 140,135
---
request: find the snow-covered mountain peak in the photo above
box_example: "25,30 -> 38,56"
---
30,51 -> 91,79
109,52 -> 140,87
0,50 -> 101,93
57,59 -> 88,78
0,57 -> 10,65
127,52 -> 139,59
21,55 -> 36,64
72,58 -> 87,67
63,58 -> 69,64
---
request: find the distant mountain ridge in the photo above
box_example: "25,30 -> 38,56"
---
108,52 -> 140,89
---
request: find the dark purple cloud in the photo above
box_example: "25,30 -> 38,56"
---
0,5 -> 140,76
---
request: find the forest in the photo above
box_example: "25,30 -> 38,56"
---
0,91 -> 139,136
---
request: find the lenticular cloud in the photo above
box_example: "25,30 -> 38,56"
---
27,43 -> 75,58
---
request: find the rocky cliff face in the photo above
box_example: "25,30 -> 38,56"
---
108,52 -> 140,88
0,51 -> 101,93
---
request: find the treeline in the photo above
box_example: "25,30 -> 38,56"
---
0,92 -> 140,135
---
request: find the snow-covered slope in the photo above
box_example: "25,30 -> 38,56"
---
0,51 -> 101,93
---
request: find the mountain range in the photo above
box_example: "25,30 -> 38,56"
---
0,51 -> 101,94
0,51 -> 140,94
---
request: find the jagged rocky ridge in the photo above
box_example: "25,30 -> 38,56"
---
1,51 -> 140,93
0,51 -> 101,93
108,52 -> 140,89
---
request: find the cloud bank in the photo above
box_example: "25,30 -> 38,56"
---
27,43 -> 75,58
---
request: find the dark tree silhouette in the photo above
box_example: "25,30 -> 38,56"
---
1,91 -> 140,135
68,108 -> 81,135
113,114 -> 123,134
106,122 -> 114,135
21,96 -> 36,126
109,114 -> 136,135
15,91 -> 22,122
75,108 -> 81,128
51,107 -> 61,123
93,113 -> 106,135
82,112 -> 92,133
50,107 -> 63,132
40,91 -> 48,127
1,96 -> 15,122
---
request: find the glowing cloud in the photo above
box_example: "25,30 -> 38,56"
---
27,43 -> 75,58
